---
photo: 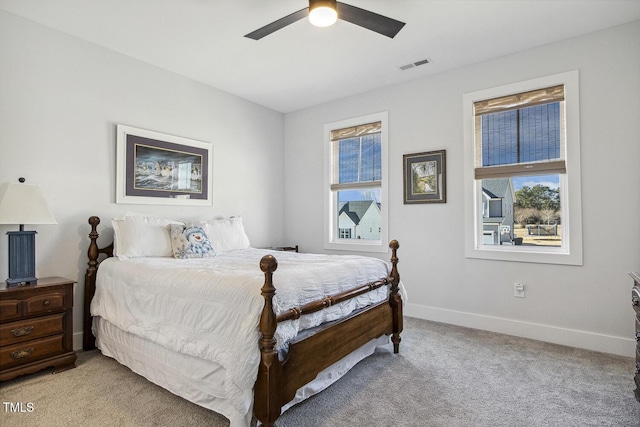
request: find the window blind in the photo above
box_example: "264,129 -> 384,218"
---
330,121 -> 381,141
474,85 -> 564,116
474,85 -> 566,179
331,122 -> 382,189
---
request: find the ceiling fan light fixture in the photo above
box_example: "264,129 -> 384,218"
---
309,0 -> 338,27
244,0 -> 405,40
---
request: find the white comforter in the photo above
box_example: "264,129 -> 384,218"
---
91,248 -> 394,418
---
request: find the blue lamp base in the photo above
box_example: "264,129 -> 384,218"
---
6,230 -> 38,287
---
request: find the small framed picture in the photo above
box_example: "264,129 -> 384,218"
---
116,124 -> 213,206
403,150 -> 446,204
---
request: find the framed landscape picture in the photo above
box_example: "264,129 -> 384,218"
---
116,124 -> 213,206
403,150 -> 446,204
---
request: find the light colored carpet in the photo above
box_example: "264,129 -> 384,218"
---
1,317 -> 638,426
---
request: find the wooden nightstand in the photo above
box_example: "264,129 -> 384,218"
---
269,245 -> 299,252
0,277 -> 77,381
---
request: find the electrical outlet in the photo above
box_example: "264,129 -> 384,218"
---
514,283 -> 525,298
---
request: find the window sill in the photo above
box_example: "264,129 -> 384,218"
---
466,244 -> 582,266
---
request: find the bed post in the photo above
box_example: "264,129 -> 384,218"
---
83,216 -> 101,351
254,255 -> 283,427
83,216 -> 113,351
389,240 -> 403,353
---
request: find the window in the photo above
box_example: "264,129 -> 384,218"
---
324,112 -> 388,252
463,71 -> 583,265
339,228 -> 352,239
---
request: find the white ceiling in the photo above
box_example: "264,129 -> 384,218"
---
2,0 -> 639,113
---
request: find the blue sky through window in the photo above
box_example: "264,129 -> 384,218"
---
512,174 -> 560,191
338,188 -> 381,203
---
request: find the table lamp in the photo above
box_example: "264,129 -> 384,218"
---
0,178 -> 57,286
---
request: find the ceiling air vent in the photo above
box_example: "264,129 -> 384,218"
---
399,58 -> 432,71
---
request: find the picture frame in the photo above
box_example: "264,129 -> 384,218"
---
116,124 -> 213,206
403,150 -> 446,204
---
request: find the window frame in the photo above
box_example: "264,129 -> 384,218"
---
324,111 -> 389,253
463,71 -> 583,265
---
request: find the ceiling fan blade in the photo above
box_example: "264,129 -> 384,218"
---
244,8 -> 309,40
337,2 -> 405,38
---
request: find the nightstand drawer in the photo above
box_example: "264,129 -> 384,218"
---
0,334 -> 64,369
24,292 -> 66,316
0,314 -> 64,346
0,299 -> 21,321
634,286 -> 640,316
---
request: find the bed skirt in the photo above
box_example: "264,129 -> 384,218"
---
93,316 -> 389,427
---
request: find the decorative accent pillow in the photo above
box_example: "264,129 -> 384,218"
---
170,225 -> 216,259
200,216 -> 251,253
112,213 -> 184,259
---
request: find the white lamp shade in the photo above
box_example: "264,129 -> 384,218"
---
0,182 -> 57,225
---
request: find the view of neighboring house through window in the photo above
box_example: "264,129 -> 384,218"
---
464,71 -> 583,265
324,112 -> 388,252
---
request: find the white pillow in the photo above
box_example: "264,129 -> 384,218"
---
112,213 -> 184,259
200,217 -> 251,253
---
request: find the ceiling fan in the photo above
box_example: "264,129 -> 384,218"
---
244,0 -> 406,40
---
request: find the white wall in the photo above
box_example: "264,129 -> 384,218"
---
284,21 -> 640,356
0,11 -> 285,349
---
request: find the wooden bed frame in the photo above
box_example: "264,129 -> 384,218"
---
82,216 -> 403,426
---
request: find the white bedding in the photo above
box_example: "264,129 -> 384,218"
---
91,248 -> 397,423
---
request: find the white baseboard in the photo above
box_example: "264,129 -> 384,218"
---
405,303 -> 636,358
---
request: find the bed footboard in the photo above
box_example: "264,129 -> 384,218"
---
254,240 -> 402,426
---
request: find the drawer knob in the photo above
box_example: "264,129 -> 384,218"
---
43,300 -> 51,306
10,326 -> 35,337
11,348 -> 35,359
636,363 -> 640,375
